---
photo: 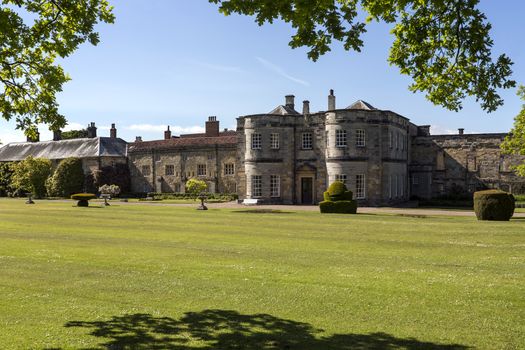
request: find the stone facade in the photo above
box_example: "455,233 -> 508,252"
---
128,119 -> 238,194
410,130 -> 525,199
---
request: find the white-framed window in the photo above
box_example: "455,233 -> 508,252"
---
335,129 -> 347,148
270,133 -> 280,149
165,165 -> 175,176
356,174 -> 366,199
356,129 -> 366,147
251,133 -> 262,150
270,175 -> 280,197
197,164 -> 207,177
302,132 -> 313,149
251,175 -> 262,197
335,174 -> 347,184
224,163 -> 235,176
141,165 -> 151,176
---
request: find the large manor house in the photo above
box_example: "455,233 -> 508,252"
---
1,91 -> 524,206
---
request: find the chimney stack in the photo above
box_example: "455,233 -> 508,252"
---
328,89 -> 336,111
302,100 -> 310,115
135,136 -> 142,142
53,129 -> 62,141
110,123 -> 117,138
87,122 -> 97,138
205,116 -> 219,137
458,128 -> 464,135
164,126 -> 172,140
285,95 -> 295,110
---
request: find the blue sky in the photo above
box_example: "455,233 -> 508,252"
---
1,0 -> 524,143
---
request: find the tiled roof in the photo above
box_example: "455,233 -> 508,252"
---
129,134 -> 237,152
346,100 -> 377,110
268,105 -> 300,115
0,137 -> 127,161
180,130 -> 237,138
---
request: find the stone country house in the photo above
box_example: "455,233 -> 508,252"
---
0,90 -> 524,206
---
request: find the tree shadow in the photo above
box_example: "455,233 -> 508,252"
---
62,310 -> 471,349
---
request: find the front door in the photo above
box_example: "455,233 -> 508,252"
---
301,177 -> 313,204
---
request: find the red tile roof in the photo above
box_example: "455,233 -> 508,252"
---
129,133 -> 238,152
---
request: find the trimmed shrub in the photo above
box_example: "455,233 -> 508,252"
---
71,193 -> 97,207
46,157 -> 84,197
320,200 -> 357,214
473,190 -> 515,221
320,181 -> 358,214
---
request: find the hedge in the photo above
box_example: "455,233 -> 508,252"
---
473,190 -> 515,221
320,200 -> 357,214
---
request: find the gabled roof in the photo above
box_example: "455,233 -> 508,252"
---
0,137 -> 128,162
346,100 -> 377,110
268,105 -> 300,115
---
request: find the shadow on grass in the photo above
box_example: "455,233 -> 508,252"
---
61,310 -> 471,349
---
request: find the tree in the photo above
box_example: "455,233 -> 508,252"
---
0,1 -> 114,137
501,86 -> 525,177
0,162 -> 14,197
209,0 -> 515,112
11,156 -> 52,198
61,129 -> 88,140
46,157 -> 84,197
185,178 -> 208,199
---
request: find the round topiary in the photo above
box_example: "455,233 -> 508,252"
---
326,181 -> 353,201
473,190 -> 515,221
71,193 -> 97,207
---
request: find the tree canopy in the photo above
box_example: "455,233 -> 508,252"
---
501,86 -> 525,177
209,0 -> 516,112
0,0 -> 114,137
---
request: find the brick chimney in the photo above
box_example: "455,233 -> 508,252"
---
135,136 -> 143,142
206,116 -> 219,137
87,122 -> 97,138
285,95 -> 295,110
53,129 -> 62,141
328,89 -> 336,111
302,100 -> 310,115
418,125 -> 431,136
164,126 -> 172,140
458,128 -> 464,135
110,123 -> 117,138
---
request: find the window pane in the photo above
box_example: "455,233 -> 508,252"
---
270,175 -> 280,197
302,133 -> 313,149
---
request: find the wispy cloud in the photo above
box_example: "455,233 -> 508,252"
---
126,124 -> 205,134
256,57 -> 310,86
192,61 -> 245,74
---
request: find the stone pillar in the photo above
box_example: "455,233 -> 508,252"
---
302,100 -> 310,115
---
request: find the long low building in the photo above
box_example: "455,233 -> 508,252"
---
1,91 -> 524,205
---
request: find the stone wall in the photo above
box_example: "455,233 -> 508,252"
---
410,133 -> 525,199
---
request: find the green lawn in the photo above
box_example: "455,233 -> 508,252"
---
0,199 -> 523,349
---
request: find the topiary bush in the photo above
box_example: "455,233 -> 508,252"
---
473,189 -> 515,221
320,181 -> 357,214
71,193 -> 97,207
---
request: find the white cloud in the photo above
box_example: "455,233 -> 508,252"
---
430,125 -> 456,135
256,57 -> 310,86
126,124 -> 205,134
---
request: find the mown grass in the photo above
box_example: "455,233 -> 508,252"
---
0,199 -> 523,349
